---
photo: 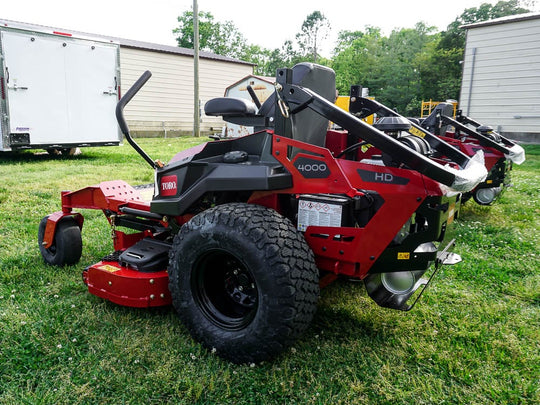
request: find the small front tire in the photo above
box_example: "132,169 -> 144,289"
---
38,216 -> 82,266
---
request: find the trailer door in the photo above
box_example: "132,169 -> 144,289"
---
2,30 -> 70,145
64,39 -> 119,143
1,29 -> 120,148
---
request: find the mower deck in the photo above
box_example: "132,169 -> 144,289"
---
83,260 -> 171,308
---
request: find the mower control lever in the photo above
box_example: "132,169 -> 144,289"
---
115,70 -> 158,169
246,85 -> 262,109
440,114 -> 525,164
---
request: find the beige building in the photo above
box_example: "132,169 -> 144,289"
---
1,19 -> 254,138
118,38 -> 254,137
460,12 -> 540,143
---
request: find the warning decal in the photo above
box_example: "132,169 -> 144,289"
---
98,264 -> 120,273
297,199 -> 342,232
409,126 -> 426,138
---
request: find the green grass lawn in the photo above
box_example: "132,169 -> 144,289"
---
0,139 -> 538,404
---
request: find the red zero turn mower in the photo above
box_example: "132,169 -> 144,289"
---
421,103 -> 525,205
39,64 -> 487,363
346,87 -> 524,206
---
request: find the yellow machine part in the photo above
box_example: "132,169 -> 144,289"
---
335,96 -> 374,125
421,100 -> 458,118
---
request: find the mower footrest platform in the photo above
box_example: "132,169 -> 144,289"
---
83,261 -> 171,308
119,238 -> 171,272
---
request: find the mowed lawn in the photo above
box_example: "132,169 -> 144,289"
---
0,139 -> 538,404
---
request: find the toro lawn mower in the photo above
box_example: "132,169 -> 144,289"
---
346,88 -> 524,205
421,103 -> 525,205
39,64 -> 487,364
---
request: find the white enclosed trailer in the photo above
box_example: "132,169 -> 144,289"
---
0,20 -> 121,152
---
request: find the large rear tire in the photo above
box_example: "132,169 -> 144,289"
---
38,216 -> 82,266
168,203 -> 319,364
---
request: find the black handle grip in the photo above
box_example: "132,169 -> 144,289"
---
247,85 -> 262,109
116,70 -> 152,136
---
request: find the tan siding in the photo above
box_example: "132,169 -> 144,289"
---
459,17 -> 540,134
119,47 -> 253,134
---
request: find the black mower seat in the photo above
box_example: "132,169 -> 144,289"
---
421,102 -> 455,136
203,62 -> 336,151
204,97 -> 257,117
258,62 -> 336,148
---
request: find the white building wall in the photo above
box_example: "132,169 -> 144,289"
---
460,15 -> 540,139
120,47 -> 253,135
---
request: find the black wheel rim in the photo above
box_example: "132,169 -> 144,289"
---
192,249 -> 258,330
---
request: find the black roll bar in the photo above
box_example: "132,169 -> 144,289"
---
274,68 -> 486,190
441,114 -> 514,155
348,96 -> 472,168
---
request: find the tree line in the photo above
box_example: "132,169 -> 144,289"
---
173,1 -> 533,116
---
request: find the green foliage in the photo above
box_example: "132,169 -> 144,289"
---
331,27 -> 383,95
416,44 -> 464,101
295,11 -> 331,63
173,10 -> 247,59
0,141 -> 538,403
174,3 -> 532,111
332,23 -> 439,115
374,23 -> 438,115
247,41 -> 304,77
172,9 -> 331,76
439,0 -> 531,50
331,1 -> 532,114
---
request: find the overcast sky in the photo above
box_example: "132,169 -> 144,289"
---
2,0 -> 537,56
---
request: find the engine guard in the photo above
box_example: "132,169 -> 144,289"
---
365,239 -> 461,311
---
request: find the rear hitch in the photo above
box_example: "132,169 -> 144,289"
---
364,239 -> 461,311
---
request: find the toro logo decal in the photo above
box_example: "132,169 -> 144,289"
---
294,157 -> 330,179
160,175 -> 178,196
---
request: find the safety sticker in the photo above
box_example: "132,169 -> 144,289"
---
409,127 -> 426,138
397,252 -> 410,260
98,264 -> 120,273
448,203 -> 456,225
361,143 -> 373,153
297,200 -> 342,232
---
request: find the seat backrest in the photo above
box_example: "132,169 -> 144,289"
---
259,62 -> 336,147
421,102 -> 454,136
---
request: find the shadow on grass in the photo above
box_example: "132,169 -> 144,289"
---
0,150 -> 100,165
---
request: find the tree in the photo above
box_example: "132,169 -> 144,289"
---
331,27 -> 383,94
295,11 -> 330,62
332,23 -> 438,115
431,1 -> 532,102
172,9 -> 334,76
330,1 -> 533,114
173,10 -> 247,59
439,1 -> 530,50
173,10 -> 217,50
373,23 -> 438,115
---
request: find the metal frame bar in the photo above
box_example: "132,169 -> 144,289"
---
275,68 -> 469,188
349,96 -> 472,167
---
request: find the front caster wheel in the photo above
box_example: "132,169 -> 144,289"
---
38,216 -> 82,266
168,203 -> 319,364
